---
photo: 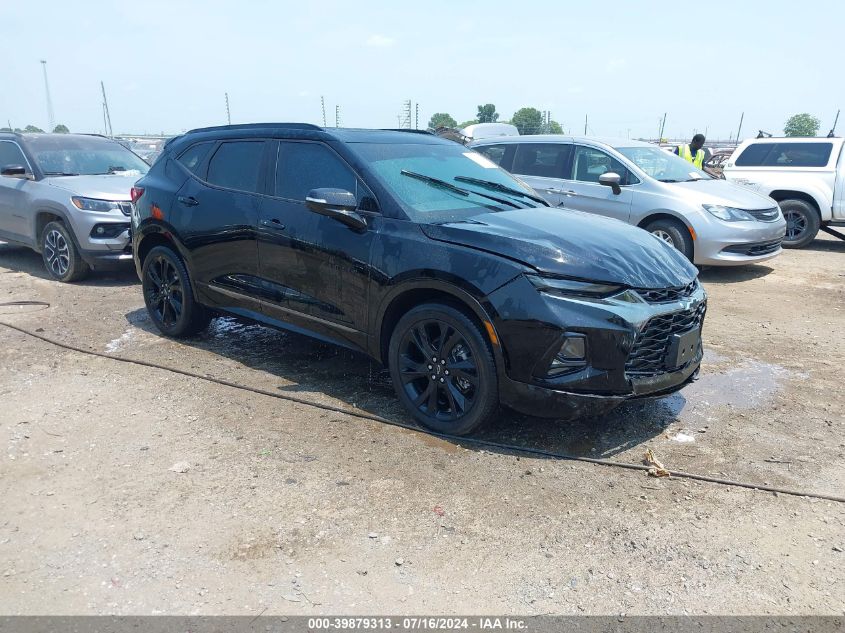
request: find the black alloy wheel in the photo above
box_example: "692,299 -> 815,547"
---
142,245 -> 210,337
389,304 -> 498,435
780,199 -> 820,248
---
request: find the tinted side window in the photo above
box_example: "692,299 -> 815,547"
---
512,143 -> 571,178
736,142 -> 833,167
475,144 -> 507,166
275,142 -> 357,201
570,145 -> 634,185
206,141 -> 265,193
0,142 -> 28,170
177,142 -> 214,175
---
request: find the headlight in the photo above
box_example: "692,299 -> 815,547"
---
71,197 -> 122,212
703,204 -> 756,222
526,274 -> 622,298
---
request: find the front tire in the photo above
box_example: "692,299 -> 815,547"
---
388,303 -> 498,436
644,218 -> 694,261
142,245 -> 210,338
780,199 -> 820,248
41,220 -> 90,282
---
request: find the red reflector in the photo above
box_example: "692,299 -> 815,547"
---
130,186 -> 145,203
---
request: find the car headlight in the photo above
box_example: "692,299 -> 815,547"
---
526,274 -> 622,298
703,204 -> 756,222
71,196 -> 122,212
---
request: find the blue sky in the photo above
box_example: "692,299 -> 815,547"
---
1,0 -> 842,140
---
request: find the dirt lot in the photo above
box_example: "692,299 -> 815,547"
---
1,236 -> 844,615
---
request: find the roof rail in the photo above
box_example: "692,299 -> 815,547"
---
185,122 -> 323,134
380,128 -> 434,136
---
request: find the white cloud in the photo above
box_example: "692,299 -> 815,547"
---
365,34 -> 396,48
605,58 -> 628,72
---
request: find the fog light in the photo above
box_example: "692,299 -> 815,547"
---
547,334 -> 587,377
558,336 -> 585,361
96,226 -> 105,235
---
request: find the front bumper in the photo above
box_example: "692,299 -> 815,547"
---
487,275 -> 706,419
693,216 -> 786,266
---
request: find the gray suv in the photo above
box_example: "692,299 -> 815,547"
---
0,133 -> 149,281
470,135 -> 787,266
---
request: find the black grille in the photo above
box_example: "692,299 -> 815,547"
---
625,302 -> 706,377
723,239 -> 782,256
746,207 -> 780,222
634,279 -> 698,304
118,202 -> 132,217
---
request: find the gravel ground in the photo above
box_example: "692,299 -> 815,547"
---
0,236 -> 844,615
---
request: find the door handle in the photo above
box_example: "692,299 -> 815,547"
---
261,218 -> 286,231
177,195 -> 199,207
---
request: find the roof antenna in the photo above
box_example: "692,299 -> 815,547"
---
756,130 -> 772,139
827,109 -> 840,138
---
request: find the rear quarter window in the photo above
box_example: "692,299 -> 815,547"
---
735,142 -> 832,168
177,142 -> 214,176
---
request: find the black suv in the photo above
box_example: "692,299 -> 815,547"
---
132,123 -> 706,435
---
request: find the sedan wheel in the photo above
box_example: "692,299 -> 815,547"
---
44,229 -> 70,277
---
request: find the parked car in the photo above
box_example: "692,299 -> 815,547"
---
132,123 -> 706,435
703,150 -> 733,179
0,133 -> 149,281
471,135 -> 786,266
460,122 -> 519,141
723,136 -> 845,248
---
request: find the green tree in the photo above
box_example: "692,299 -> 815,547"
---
23,125 -> 44,133
544,120 -> 563,134
457,119 -> 478,129
476,104 -> 499,123
511,107 -> 544,135
0,127 -> 11,132
427,113 -> 457,129
52,124 -> 69,133
784,113 -> 820,137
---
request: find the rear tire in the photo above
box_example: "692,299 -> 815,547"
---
779,199 -> 820,248
142,245 -> 210,338
388,303 -> 498,435
644,218 -> 694,261
41,220 -> 90,282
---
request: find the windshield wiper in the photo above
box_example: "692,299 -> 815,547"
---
454,176 -> 549,206
43,171 -> 80,176
657,178 -> 680,183
400,170 -> 513,211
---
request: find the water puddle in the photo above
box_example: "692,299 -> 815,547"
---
683,360 -> 800,410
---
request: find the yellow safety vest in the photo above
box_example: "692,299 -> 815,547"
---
678,144 -> 704,169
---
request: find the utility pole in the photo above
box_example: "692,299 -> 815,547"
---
584,114 -> 588,135
321,96 -> 327,127
335,105 -> 340,128
40,60 -> 55,132
658,112 -> 667,142
225,92 -> 231,125
735,112 -> 745,145
100,81 -> 113,137
415,103 -> 419,130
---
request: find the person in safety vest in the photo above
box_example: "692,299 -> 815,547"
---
674,134 -> 706,168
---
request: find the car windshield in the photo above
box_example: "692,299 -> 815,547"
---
616,146 -> 711,182
353,141 -> 542,223
26,136 -> 149,176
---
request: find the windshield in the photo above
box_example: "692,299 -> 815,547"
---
352,141 -> 541,223
27,136 -> 150,176
616,146 -> 711,182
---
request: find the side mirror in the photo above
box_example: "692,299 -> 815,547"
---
1,165 -> 29,179
305,188 -> 368,232
598,172 -> 622,195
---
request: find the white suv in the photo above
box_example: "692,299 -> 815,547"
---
723,137 -> 845,247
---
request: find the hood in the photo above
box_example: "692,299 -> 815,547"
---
45,174 -> 141,201
421,208 -> 698,288
670,178 -> 775,209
